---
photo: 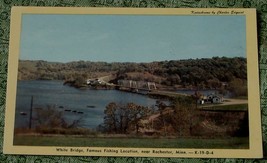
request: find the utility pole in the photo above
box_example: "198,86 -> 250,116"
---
29,96 -> 33,129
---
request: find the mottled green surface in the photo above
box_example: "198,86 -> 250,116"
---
1,0 -> 267,162
13,135 -> 249,149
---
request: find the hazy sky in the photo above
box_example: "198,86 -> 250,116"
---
20,14 -> 246,63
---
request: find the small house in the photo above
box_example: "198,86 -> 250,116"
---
198,94 -> 223,104
212,96 -> 222,103
207,94 -> 223,103
86,79 -> 102,85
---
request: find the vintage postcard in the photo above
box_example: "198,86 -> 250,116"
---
3,7 -> 262,158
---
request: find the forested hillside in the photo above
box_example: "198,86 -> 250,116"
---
18,57 -> 247,95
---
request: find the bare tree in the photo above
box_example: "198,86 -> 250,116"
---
102,102 -> 152,134
33,105 -> 83,131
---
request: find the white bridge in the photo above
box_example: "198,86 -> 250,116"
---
117,80 -> 157,91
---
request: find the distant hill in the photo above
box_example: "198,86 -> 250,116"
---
18,57 -> 247,96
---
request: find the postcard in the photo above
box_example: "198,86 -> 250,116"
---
3,7 -> 262,158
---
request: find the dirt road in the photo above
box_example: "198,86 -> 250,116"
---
220,98 -> 248,105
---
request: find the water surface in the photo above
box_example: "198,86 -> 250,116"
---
15,80 -> 158,129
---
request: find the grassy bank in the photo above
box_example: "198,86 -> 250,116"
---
200,104 -> 248,112
13,135 -> 249,149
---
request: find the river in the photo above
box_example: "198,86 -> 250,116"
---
15,80 -> 158,129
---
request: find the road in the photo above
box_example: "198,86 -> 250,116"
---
219,98 -> 248,106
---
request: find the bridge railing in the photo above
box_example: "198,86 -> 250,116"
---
117,80 -> 156,90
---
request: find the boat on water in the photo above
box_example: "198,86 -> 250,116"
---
20,112 -> 27,115
87,105 -> 95,108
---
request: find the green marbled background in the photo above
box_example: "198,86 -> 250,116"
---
0,0 -> 266,162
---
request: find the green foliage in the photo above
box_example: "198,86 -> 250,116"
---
33,105 -> 84,134
170,97 -> 197,136
101,102 -> 152,134
172,95 -> 195,106
13,135 -> 249,149
34,105 -> 67,129
35,127 -> 96,135
154,96 -> 248,137
18,57 -> 247,92
201,104 -> 248,111
228,78 -> 248,97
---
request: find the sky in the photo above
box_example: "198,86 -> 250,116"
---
20,14 -> 246,63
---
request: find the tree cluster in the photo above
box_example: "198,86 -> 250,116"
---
99,102 -> 152,134
18,57 -> 247,94
148,96 -> 248,137
33,105 -> 84,134
152,96 -> 197,136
